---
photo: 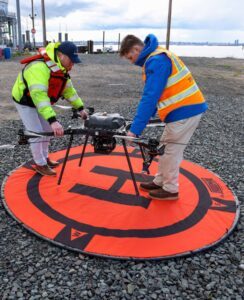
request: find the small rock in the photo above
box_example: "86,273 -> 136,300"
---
42,291 -> 48,297
181,278 -> 189,289
127,283 -> 136,294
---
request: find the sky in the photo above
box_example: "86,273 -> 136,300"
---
7,0 -> 244,43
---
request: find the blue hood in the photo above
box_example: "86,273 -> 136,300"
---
135,34 -> 158,67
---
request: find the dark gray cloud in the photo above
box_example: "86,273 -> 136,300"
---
18,0 -> 94,18
42,1 -> 95,18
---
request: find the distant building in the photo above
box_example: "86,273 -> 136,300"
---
0,0 -> 17,47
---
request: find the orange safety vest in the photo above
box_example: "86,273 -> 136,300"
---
142,47 -> 205,122
20,48 -> 69,103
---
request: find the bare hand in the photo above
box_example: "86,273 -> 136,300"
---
79,110 -> 88,120
51,121 -> 64,136
126,130 -> 136,146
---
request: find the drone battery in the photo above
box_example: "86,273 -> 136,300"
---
85,113 -> 125,130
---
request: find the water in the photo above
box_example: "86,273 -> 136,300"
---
168,45 -> 244,59
94,44 -> 244,59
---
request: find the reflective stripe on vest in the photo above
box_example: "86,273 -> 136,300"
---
157,83 -> 199,110
166,65 -> 190,88
143,47 -> 204,120
39,48 -> 62,73
50,65 -> 61,72
45,60 -> 56,67
170,53 -> 182,71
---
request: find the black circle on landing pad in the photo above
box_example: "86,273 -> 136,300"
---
26,152 -> 212,238
2,146 -> 240,260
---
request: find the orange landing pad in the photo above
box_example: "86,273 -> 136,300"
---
1,145 -> 240,260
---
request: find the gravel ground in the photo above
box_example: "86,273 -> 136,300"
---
0,54 -> 243,299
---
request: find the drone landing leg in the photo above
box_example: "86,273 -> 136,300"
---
139,144 -> 145,161
122,140 -> 140,198
79,133 -> 89,167
58,133 -> 74,185
139,144 -> 150,174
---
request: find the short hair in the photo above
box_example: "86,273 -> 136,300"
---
119,35 -> 144,56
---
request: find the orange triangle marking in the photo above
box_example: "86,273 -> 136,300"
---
71,229 -> 87,241
212,200 -> 224,207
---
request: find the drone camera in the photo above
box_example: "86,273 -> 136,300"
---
85,112 -> 125,154
92,136 -> 116,154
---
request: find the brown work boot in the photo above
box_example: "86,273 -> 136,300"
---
140,181 -> 162,192
149,188 -> 179,200
34,164 -> 57,176
47,158 -> 60,168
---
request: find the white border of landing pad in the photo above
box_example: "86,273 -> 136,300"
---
1,146 -> 240,260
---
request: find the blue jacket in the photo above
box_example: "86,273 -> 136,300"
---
130,34 -> 208,136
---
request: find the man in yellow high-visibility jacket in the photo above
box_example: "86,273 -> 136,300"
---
12,41 -> 87,176
120,34 -> 208,200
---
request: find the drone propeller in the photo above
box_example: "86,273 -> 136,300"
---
113,135 -> 146,143
21,130 -> 54,139
146,123 -> 165,128
147,119 -> 165,127
54,104 -> 73,110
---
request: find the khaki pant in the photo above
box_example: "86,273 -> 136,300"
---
153,114 -> 202,193
14,102 -> 52,166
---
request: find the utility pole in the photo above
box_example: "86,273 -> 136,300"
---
41,0 -> 47,46
16,0 -> 23,51
118,33 -> 121,52
29,0 -> 36,50
166,0 -> 173,50
103,31 -> 105,50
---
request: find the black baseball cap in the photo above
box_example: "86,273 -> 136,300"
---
58,41 -> 81,63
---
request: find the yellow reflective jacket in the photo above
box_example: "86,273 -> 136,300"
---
12,42 -> 84,123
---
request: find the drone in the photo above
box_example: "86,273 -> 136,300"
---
17,108 -> 165,197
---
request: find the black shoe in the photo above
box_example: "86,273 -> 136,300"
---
149,188 -> 179,200
140,181 -> 161,192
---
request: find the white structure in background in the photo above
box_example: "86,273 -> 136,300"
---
0,0 -> 17,47
103,46 -> 113,53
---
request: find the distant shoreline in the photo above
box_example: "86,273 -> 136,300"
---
33,41 -> 244,47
